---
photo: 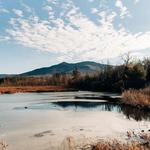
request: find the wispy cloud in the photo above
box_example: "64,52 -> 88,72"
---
88,0 -> 94,3
47,0 -> 59,5
134,0 -> 140,4
91,8 -> 98,14
0,2 -> 9,14
0,36 -> 10,42
4,0 -> 150,62
115,0 -> 130,18
12,9 -> 23,17
0,8 -> 9,13
20,0 -> 32,13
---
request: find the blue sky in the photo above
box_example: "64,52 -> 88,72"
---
0,0 -> 150,74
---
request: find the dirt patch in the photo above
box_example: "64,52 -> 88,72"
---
33,130 -> 54,138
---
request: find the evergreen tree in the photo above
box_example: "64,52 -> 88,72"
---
72,67 -> 81,80
146,64 -> 150,83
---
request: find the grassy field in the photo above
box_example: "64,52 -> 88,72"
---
0,86 -> 70,94
122,87 -> 150,107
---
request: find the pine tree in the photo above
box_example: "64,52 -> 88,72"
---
72,67 -> 80,80
146,64 -> 150,83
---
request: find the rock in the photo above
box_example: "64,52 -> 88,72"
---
60,136 -> 75,150
80,129 -> 84,131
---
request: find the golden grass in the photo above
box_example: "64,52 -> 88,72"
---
0,140 -> 8,150
80,133 -> 150,150
122,87 -> 150,107
61,133 -> 150,150
0,86 -> 68,94
91,141 -> 145,150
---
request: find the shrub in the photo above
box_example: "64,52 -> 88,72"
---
122,87 -> 150,106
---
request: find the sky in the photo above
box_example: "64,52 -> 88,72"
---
0,0 -> 150,74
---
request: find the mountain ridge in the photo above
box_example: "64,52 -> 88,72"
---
21,61 -> 108,76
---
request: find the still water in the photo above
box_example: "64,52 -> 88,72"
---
0,91 -> 150,150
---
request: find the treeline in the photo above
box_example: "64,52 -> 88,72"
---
0,68 -> 81,87
70,57 -> 150,92
0,73 -> 71,86
1,56 -> 150,92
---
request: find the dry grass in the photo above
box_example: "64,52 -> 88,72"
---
61,133 -> 150,150
91,141 -> 145,150
0,140 -> 8,150
80,133 -> 150,150
122,87 -> 150,107
1,134 -> 150,150
0,86 -> 68,94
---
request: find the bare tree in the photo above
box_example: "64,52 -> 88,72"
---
121,52 -> 133,67
120,52 -> 133,91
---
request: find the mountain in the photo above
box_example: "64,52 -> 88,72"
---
22,61 -> 108,76
0,74 -> 15,79
0,74 -> 7,78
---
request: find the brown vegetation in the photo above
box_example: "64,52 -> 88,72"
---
91,141 -> 147,150
122,87 -> 150,107
0,86 -> 69,94
60,132 -> 150,150
0,74 -> 71,87
80,133 -> 150,150
0,140 -> 8,150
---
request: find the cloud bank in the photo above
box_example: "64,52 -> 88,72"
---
4,0 -> 150,62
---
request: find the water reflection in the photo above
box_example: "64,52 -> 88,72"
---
120,105 -> 150,121
52,101 -> 150,121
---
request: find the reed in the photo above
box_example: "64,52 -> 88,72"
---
0,85 -> 68,94
122,87 -> 150,107
81,133 -> 150,150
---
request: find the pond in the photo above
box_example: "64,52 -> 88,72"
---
0,91 -> 150,150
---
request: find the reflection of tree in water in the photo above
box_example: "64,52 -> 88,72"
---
97,103 -> 150,121
120,105 -> 150,121
52,101 -> 150,121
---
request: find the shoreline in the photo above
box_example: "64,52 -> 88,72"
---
0,86 -> 150,111
0,86 -> 76,94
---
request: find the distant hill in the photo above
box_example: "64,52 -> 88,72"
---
0,74 -> 15,79
22,61 -> 108,76
0,74 -> 6,78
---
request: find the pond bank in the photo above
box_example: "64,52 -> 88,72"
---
0,86 -> 75,94
1,86 -> 150,112
75,95 -> 122,102
75,93 -> 150,111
